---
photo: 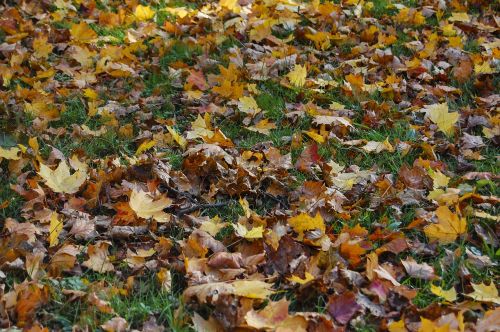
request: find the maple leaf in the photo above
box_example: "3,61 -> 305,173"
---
70,22 -> 97,43
430,284 -> 457,302
38,161 -> 87,194
287,64 -> 307,88
134,5 -> 155,21
167,126 -> 187,149
135,140 -> 156,155
232,280 -> 274,299
0,146 -> 21,160
288,212 -> 325,240
234,223 -> 264,240
187,114 -> 214,139
466,282 -> 500,305
83,241 -> 114,273
247,119 -> 277,135
424,206 -> 467,244
129,189 -> 172,223
422,103 -> 459,135
49,212 -> 63,247
238,96 -> 261,116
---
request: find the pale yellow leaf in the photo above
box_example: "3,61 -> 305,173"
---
430,284 -> 457,302
134,5 -> 155,21
287,64 -> 307,88
423,103 -> 459,135
49,212 -> 63,247
38,161 -> 87,194
129,189 -> 171,223
424,206 -> 466,244
0,146 -> 21,160
466,282 -> 500,305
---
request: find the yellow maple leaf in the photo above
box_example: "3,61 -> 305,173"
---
0,146 -> 21,160
430,284 -> 457,302
448,12 -> 470,23
199,216 -> 228,236
287,64 -> 307,88
474,62 -> 494,75
424,206 -> 466,244
220,0 -> 241,13
466,282 -> 500,305
166,126 -> 187,149
136,140 -> 156,155
134,5 -> 155,21
238,96 -> 261,116
387,320 -> 406,332
49,212 -> 64,247
423,103 -> 459,135
232,280 -> 273,299
129,189 -> 171,223
246,119 -> 277,135
303,130 -> 325,144
288,212 -> 325,239
70,22 -> 97,43
428,169 -> 450,189
33,36 -> 53,59
234,223 -> 263,240
287,272 -> 315,285
38,161 -> 87,194
186,114 -> 214,139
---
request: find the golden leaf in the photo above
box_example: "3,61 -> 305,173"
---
166,126 -> 187,149
288,212 -> 325,239
287,64 -> 307,88
430,284 -> 457,302
38,161 -> 87,194
70,22 -> 97,43
134,5 -> 155,21
422,103 -> 459,135
129,189 -> 171,223
0,146 -> 21,160
135,140 -> 156,155
466,282 -> 500,305
49,212 -> 63,247
424,206 -> 466,244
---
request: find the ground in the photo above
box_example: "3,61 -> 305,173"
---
0,0 -> 499,331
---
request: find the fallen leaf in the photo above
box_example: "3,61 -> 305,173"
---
38,161 -> 87,194
466,282 -> 500,305
287,64 -> 307,87
129,189 -> 171,223
422,103 -> 459,135
424,206 -> 466,244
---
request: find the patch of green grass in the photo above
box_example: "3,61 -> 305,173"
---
256,92 -> 285,122
59,98 -> 88,126
0,179 -> 24,222
464,39 -> 482,54
42,129 -> 134,159
90,23 -> 126,43
201,200 -> 243,222
370,0 -> 398,19
160,42 -> 202,68
163,150 -> 184,170
392,31 -> 413,57
143,72 -> 175,98
42,273 -> 190,331
258,80 -> 299,103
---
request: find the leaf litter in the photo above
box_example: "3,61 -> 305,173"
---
0,0 -> 499,331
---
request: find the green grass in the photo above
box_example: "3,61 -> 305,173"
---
39,129 -> 134,159
42,273 -> 190,331
0,179 -> 24,222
